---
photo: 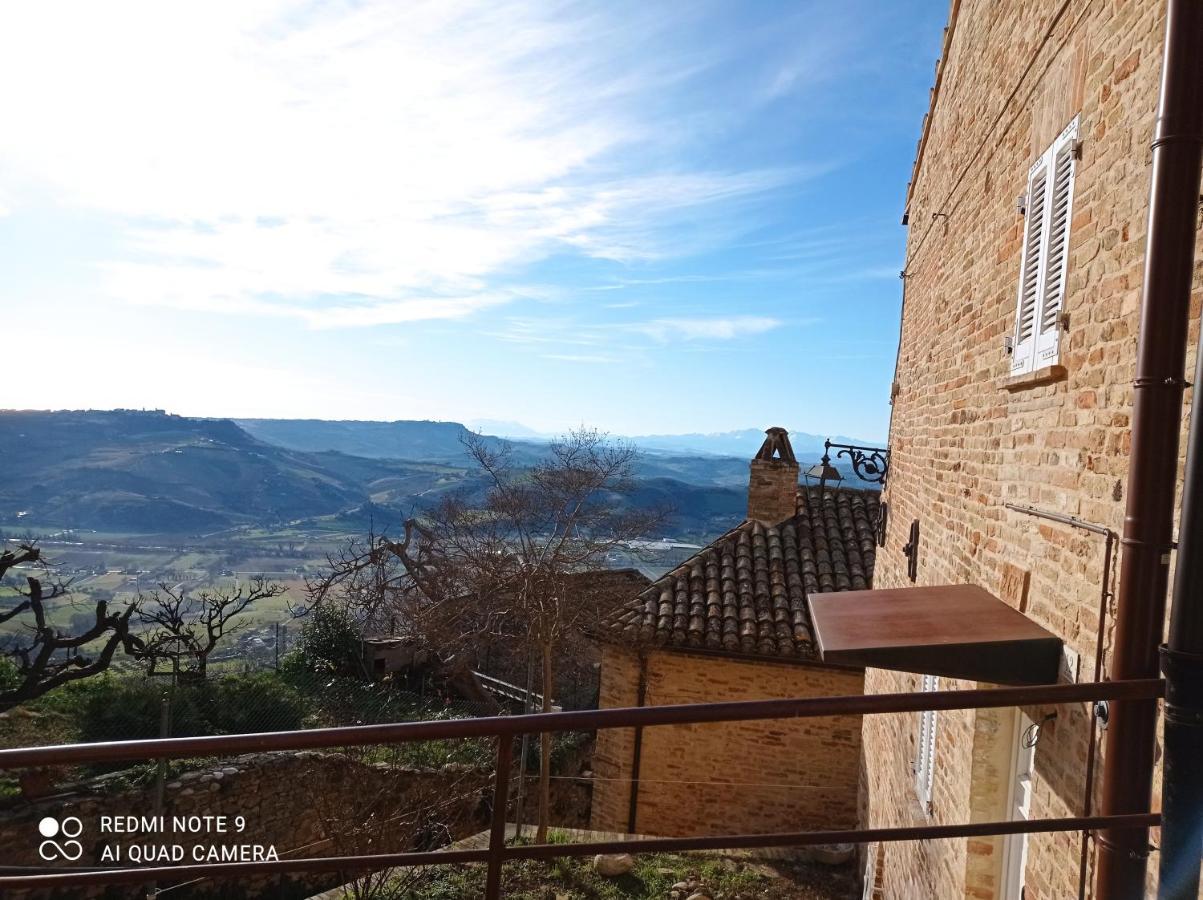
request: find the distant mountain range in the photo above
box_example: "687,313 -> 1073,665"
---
0,411 -> 878,537
239,418 -> 883,463
234,417 -> 755,485
616,428 -> 882,458
463,420 -> 880,457
467,419 -> 545,439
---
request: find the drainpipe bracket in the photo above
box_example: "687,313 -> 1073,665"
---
1132,375 -> 1191,390
1096,833 -> 1153,860
1160,644 -> 1203,722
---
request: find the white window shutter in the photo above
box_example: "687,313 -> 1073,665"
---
1035,118 -> 1079,367
1011,159 -> 1049,375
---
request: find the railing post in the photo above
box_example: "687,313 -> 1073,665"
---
485,734 -> 513,900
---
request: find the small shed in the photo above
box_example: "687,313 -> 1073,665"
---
361,636 -> 428,677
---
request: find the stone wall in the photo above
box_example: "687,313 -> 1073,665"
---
591,644 -> 864,838
0,752 -> 492,899
867,0 -> 1203,897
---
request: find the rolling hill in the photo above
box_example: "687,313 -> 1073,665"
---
235,417 -> 754,486
0,410 -> 748,536
234,417 -> 502,466
0,410 -> 464,531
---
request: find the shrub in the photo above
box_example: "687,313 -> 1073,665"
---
0,656 -> 19,693
293,605 -> 363,676
205,673 -> 308,734
72,676 -> 208,746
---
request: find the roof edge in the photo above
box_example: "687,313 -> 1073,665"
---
597,639 -> 867,675
903,0 -> 962,220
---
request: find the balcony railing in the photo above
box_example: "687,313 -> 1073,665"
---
0,677 -> 1164,899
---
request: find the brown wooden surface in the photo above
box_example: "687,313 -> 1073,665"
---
807,584 -> 1063,685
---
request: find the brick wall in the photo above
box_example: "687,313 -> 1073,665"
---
868,0 -> 1203,897
591,644 -> 864,837
747,458 -> 801,524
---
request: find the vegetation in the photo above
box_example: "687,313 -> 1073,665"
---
0,656 -> 18,693
382,840 -> 857,899
71,676 -> 209,748
204,672 -> 308,734
0,662 -> 494,802
290,603 -> 365,676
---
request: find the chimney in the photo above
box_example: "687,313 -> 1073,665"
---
747,427 -> 800,524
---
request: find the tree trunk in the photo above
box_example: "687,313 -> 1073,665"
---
514,650 -> 535,840
536,640 -> 553,843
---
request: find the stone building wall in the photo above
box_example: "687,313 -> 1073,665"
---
0,752 -> 492,899
867,0 -> 1203,897
591,644 -> 864,838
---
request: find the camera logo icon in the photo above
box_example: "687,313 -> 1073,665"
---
37,816 -> 84,861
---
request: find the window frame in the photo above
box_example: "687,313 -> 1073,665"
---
1001,711 -> 1037,899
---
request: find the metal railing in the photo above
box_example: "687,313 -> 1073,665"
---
0,677 -> 1165,899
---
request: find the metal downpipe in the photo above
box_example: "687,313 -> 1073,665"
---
1095,0 -> 1203,896
1158,96 -> 1203,897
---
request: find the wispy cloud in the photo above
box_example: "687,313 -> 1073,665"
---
0,0 -> 831,328
542,353 -> 621,364
632,316 -> 784,342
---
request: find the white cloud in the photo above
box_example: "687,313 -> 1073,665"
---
0,0 -> 819,327
633,316 -> 784,342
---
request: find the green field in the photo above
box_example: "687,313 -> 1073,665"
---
0,524 -> 349,654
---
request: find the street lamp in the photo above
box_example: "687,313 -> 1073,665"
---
805,449 -> 844,499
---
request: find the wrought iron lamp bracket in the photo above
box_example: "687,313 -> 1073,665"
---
824,439 -> 890,486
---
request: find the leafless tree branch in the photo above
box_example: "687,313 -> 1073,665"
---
0,544 -> 143,712
136,576 -> 284,679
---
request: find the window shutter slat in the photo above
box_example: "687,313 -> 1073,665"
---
915,674 -> 938,809
1035,120 -> 1078,366
1011,163 -> 1048,375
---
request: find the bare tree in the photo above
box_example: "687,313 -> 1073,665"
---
310,428 -> 668,841
305,522 -> 421,637
0,545 -> 142,712
137,577 -> 284,679
457,429 -> 668,841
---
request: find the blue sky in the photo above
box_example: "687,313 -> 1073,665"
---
0,0 -> 946,440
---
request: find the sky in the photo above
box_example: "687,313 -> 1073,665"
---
0,0 -> 947,441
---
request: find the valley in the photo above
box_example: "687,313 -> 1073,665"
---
0,408 -> 873,659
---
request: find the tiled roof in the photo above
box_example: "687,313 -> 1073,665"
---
600,486 -> 881,660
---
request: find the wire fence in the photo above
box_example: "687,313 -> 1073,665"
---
0,654 -> 592,899
0,652 -> 507,803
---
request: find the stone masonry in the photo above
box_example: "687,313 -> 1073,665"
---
866,0 -> 1203,898
0,752 -> 491,899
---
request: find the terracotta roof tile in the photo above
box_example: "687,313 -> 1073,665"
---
601,485 -> 880,659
